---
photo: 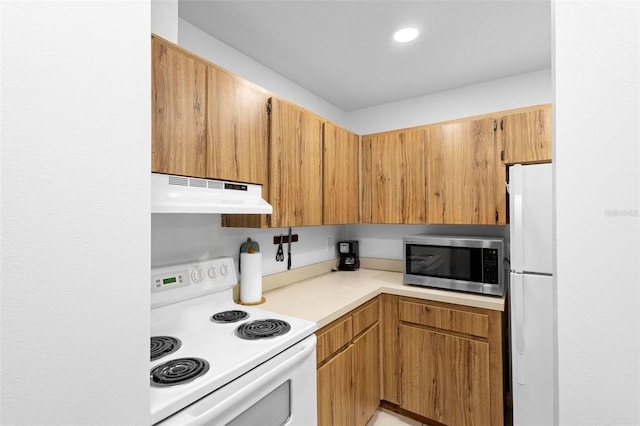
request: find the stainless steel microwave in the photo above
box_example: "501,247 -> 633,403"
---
403,235 -> 505,296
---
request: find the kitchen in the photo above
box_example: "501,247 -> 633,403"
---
1,1 -> 638,426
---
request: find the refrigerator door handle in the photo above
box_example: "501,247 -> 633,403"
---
513,193 -> 524,271
514,273 -> 526,385
510,165 -> 525,272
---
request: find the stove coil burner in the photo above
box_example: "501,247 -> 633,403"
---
235,319 -> 291,340
211,310 -> 249,324
150,357 -> 210,387
150,336 -> 181,361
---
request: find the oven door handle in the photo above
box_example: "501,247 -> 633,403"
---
157,334 -> 317,425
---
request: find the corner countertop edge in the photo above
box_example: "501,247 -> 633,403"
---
259,269 -> 505,329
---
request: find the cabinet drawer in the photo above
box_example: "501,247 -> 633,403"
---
316,316 -> 353,365
352,298 -> 379,337
399,300 -> 489,338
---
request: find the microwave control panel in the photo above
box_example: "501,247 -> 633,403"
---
482,248 -> 500,284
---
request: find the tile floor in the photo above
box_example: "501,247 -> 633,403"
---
366,408 -> 424,426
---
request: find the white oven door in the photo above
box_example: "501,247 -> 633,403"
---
156,334 -> 317,426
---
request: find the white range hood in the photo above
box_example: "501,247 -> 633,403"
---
151,173 -> 272,214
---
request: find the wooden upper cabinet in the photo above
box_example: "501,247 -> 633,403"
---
361,129 -> 428,224
427,118 -> 506,224
323,122 -> 359,225
151,36 -> 207,177
500,104 -> 552,164
269,98 -> 323,227
207,66 -> 269,185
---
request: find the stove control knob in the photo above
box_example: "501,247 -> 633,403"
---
220,263 -> 229,277
208,266 -> 217,279
191,267 -> 204,283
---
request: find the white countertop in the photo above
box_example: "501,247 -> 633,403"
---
260,269 -> 505,329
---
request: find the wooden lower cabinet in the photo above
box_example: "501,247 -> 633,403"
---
317,295 -> 503,426
400,325 -> 491,425
316,298 -> 380,426
317,345 -> 353,426
383,295 -> 504,426
353,323 -> 380,426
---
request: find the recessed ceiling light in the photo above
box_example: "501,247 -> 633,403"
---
393,27 -> 419,43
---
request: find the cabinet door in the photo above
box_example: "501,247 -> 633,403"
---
352,323 -> 380,426
151,36 -> 207,177
400,324 -> 491,426
317,346 -> 353,426
501,104 -> 552,164
380,294 -> 400,404
323,122 -> 359,225
427,118 -> 506,224
269,98 -> 323,227
207,67 -> 269,185
362,129 -> 427,224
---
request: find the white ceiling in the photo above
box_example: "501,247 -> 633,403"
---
178,1 -> 551,112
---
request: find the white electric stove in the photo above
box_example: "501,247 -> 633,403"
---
150,257 -> 317,425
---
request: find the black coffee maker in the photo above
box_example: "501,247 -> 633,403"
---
337,240 -> 360,271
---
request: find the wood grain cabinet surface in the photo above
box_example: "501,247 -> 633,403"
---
152,35 -> 269,186
382,295 -> 504,426
361,129 -> 428,224
316,298 -> 380,426
427,117 -> 506,225
151,36 -> 207,178
500,104 -> 552,165
152,35 -> 550,228
319,295 -> 504,426
206,65 -> 269,186
400,324 -> 491,425
353,323 -> 380,426
323,122 -> 360,225
317,345 -> 353,426
268,97 -> 324,227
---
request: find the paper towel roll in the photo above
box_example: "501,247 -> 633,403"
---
240,252 -> 262,304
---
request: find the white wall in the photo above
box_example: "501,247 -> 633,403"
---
151,0 -> 178,43
346,224 -> 508,260
346,69 -> 552,135
152,214 -> 345,275
554,1 -> 640,425
1,2 -> 150,425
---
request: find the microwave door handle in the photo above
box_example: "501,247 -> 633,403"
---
514,273 -> 526,385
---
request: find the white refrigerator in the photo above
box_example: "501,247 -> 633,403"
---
508,163 -> 555,426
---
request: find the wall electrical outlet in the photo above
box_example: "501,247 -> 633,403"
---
326,237 -> 334,251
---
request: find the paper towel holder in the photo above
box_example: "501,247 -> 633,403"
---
238,296 -> 267,306
239,237 -> 260,274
